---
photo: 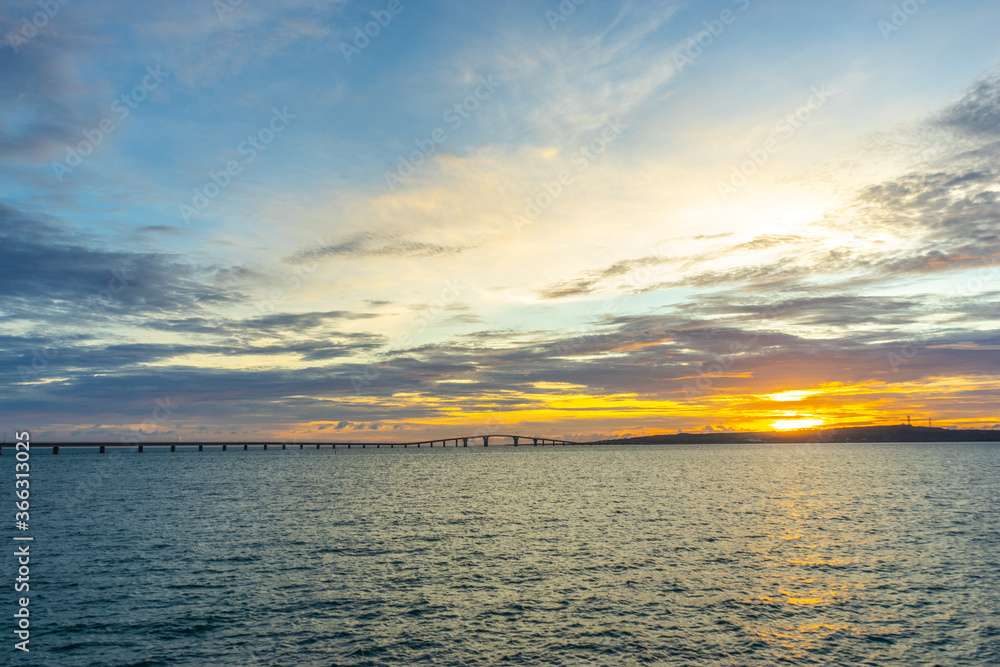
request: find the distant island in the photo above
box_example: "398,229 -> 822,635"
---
594,424 -> 1000,445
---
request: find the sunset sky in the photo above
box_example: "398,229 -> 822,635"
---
2,0 -> 999,442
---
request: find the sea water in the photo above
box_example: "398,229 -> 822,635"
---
4,443 -> 999,665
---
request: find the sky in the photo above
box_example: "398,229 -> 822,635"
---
1,0 -> 999,443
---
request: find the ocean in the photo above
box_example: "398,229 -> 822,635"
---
5,442 -> 999,665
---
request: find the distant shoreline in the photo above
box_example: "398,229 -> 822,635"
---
595,424 -> 1000,445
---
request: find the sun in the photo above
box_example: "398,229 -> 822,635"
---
770,418 -> 825,431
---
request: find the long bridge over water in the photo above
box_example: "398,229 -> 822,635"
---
1,434 -> 582,454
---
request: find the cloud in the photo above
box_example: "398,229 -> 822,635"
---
491,2 -> 681,146
537,278 -> 601,300
4,298 -> 1000,437
0,203 -> 247,320
134,225 -> 190,236
535,235 -> 819,300
288,230 -> 475,263
0,32 -> 90,163
232,310 -> 381,331
935,72 -> 1000,138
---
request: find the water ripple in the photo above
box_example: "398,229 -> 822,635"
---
5,443 -> 1000,665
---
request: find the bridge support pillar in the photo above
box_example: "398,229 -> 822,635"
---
223,444 -> 227,451
244,444 -> 248,451
138,445 -> 144,453
264,444 -> 268,450
199,444 -> 203,452
100,445 -> 105,453
463,438 -> 468,447
300,443 -> 303,449
483,436 -> 489,447
171,445 -> 176,452
533,438 -> 538,446
53,446 -> 59,454
282,444 -> 286,450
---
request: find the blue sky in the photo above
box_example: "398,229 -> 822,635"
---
2,0 -> 1000,441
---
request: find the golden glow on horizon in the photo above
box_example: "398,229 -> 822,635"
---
770,418 -> 826,431
275,374 -> 1000,440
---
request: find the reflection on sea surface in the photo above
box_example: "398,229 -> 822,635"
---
749,479 -> 866,659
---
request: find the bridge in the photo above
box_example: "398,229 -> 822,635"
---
0,434 -> 581,454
